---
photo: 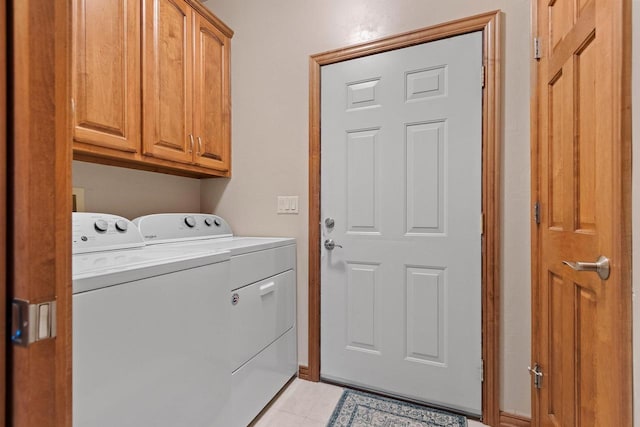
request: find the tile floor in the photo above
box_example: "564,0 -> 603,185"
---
251,378 -> 490,427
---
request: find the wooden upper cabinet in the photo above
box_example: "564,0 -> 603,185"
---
193,12 -> 231,173
72,0 -> 140,154
142,0 -> 193,163
72,0 -> 232,177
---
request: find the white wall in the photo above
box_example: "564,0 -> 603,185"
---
200,0 -> 532,416
72,161 -> 201,219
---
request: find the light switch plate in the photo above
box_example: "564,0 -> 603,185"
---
277,196 -> 299,214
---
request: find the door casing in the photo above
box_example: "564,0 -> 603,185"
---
1,1 -> 6,422
307,10 -> 502,426
9,1 -> 72,426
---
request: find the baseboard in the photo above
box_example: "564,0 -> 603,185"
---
500,411 -> 531,427
298,365 -> 310,380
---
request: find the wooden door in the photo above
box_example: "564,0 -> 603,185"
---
193,12 -> 230,174
142,0 -> 194,164
9,0 -> 72,426
321,33 -> 484,415
532,0 -> 631,425
72,0 -> 140,155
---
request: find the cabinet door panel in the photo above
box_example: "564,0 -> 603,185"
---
193,13 -> 230,173
142,0 -> 193,163
72,0 -> 140,153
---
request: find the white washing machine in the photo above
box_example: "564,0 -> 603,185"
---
133,213 -> 297,427
72,213 -> 231,427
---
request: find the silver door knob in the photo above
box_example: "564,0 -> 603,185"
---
324,239 -> 343,250
562,255 -> 610,280
325,217 -> 335,229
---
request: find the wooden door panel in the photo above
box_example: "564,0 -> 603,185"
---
547,69 -> 568,231
72,0 -> 140,153
549,0 -> 573,52
142,0 -> 193,163
533,0 -> 631,425
574,34 -> 597,233
193,13 -> 230,173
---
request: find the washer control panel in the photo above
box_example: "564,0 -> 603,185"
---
133,213 -> 233,244
72,213 -> 145,254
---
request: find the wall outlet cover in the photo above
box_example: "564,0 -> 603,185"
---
72,187 -> 85,212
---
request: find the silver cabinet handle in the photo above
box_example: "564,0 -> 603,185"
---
324,239 -> 343,250
198,136 -> 203,155
562,255 -> 610,280
189,134 -> 194,154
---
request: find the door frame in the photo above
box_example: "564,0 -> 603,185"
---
8,1 -> 72,425
1,0 -> 6,422
307,10 -> 502,425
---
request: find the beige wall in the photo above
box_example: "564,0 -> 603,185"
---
201,0 -> 532,416
72,161 -> 201,219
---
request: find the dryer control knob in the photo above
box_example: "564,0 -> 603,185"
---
184,216 -> 196,228
214,218 -> 221,227
94,220 -> 108,233
115,220 -> 128,232
204,217 -> 214,226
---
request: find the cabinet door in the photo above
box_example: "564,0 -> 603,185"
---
193,12 -> 230,173
72,0 -> 140,153
142,0 -> 193,163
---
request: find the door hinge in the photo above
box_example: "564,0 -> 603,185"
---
480,359 -> 484,382
10,299 -> 57,347
528,363 -> 543,389
533,37 -> 542,60
481,65 -> 486,88
534,202 -> 541,225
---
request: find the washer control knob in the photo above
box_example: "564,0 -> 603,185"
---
204,217 -> 214,226
184,216 -> 196,228
214,218 -> 221,227
115,220 -> 128,232
94,220 -> 108,233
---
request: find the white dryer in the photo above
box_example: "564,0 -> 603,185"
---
133,213 -> 297,427
72,213 -> 231,427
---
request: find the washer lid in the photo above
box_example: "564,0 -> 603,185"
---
72,247 -> 230,294
162,236 -> 296,255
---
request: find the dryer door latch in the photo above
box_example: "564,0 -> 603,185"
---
10,299 -> 57,347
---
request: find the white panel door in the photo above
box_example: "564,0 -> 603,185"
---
321,32 -> 483,415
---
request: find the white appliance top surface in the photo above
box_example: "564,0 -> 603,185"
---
72,247 -> 230,293
73,246 -> 229,278
151,236 -> 296,256
134,213 -> 295,254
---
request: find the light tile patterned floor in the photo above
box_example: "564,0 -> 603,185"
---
251,378 -> 490,427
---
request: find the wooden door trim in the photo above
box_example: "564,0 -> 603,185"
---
530,0 -> 632,425
308,10 -> 502,425
9,0 -> 72,425
1,1 -> 6,422
528,1 -> 540,424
